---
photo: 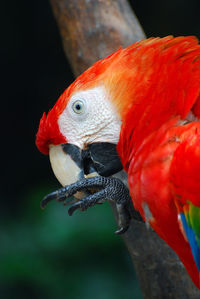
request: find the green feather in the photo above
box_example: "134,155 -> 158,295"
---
187,202 -> 200,248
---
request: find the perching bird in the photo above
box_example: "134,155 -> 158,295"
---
36,36 -> 200,289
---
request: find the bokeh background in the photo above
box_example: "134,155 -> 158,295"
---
1,0 -> 200,298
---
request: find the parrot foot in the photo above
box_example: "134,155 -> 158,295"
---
41,176 -> 132,234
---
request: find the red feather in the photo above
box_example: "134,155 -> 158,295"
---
170,125 -> 200,206
126,119 -> 200,288
115,36 -> 200,288
36,36 -> 200,287
116,36 -> 200,170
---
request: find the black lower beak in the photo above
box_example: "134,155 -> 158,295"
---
62,142 -> 123,177
83,143 -> 123,176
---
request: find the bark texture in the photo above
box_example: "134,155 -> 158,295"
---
50,0 -> 200,297
50,0 -> 144,77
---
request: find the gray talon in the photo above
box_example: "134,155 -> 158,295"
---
115,226 -> 129,235
41,176 -> 133,234
68,202 -> 82,216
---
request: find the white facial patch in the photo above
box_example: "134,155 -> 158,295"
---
58,86 -> 121,149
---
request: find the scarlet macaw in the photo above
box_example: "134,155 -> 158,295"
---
36,36 -> 200,288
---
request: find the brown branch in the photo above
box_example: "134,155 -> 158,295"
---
50,0 -> 144,76
50,0 -> 200,297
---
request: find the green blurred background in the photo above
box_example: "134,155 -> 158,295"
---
1,0 -> 200,298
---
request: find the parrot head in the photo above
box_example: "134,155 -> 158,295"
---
36,48 -> 127,188
36,37 -> 158,185
36,36 -> 200,189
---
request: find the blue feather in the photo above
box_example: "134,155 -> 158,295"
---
180,212 -> 200,272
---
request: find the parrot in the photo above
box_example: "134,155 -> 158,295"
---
36,36 -> 200,289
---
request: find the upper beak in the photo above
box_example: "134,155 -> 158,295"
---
49,142 -> 123,195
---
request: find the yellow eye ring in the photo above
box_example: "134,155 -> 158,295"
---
72,100 -> 85,114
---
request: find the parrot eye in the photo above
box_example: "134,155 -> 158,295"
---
72,100 -> 85,114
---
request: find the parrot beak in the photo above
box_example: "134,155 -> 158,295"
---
49,144 -> 85,199
49,144 -> 84,187
49,142 -> 123,197
81,143 -> 123,177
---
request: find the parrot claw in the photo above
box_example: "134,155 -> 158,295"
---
115,225 -> 129,235
68,202 -> 81,216
114,202 -> 132,235
68,189 -> 106,215
40,190 -> 65,209
41,176 -> 133,234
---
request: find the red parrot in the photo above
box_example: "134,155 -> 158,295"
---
36,36 -> 200,288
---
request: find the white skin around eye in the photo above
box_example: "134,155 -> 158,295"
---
58,86 -> 122,149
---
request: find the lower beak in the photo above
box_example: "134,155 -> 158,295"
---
49,143 -> 123,197
82,143 -> 123,176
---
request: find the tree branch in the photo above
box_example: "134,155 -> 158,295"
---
50,0 -> 200,297
50,0 -> 144,77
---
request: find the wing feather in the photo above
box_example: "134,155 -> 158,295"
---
171,126 -> 200,274
179,204 -> 200,272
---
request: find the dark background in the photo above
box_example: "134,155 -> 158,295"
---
1,1 -> 200,298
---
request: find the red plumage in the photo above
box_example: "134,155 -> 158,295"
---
115,36 -> 200,288
124,118 -> 200,287
36,36 -> 200,288
170,127 -> 200,206
36,111 -> 66,155
116,36 -> 200,169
